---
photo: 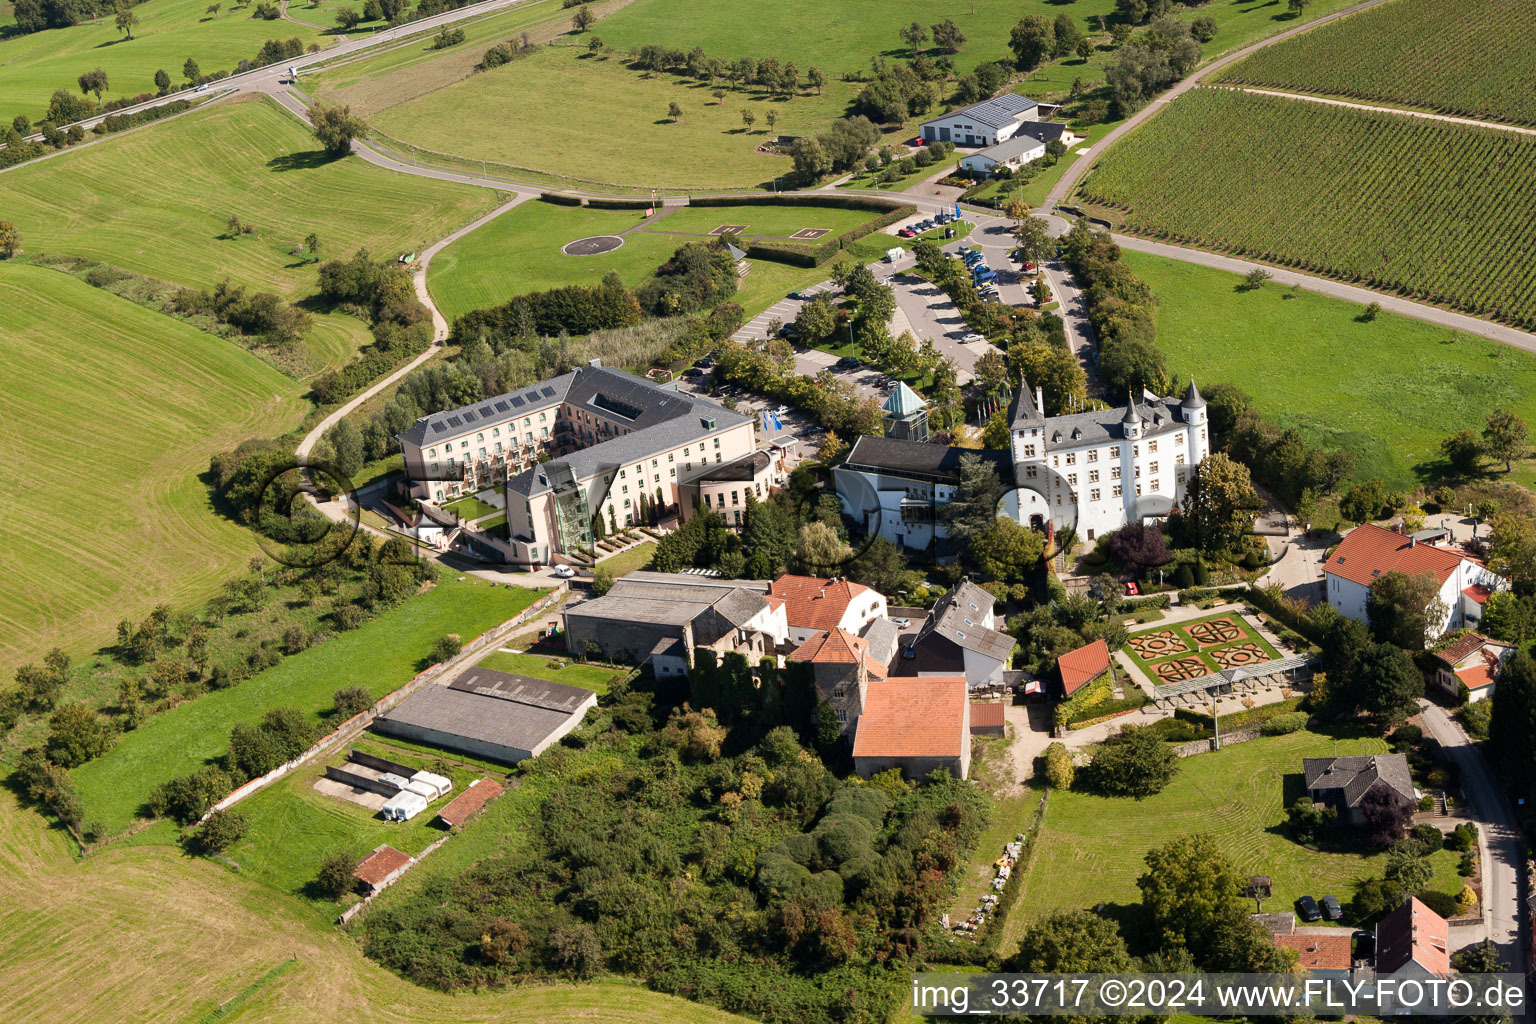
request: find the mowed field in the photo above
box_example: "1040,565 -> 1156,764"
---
0,0 -> 328,116
0,793 -> 753,1024
1004,729 -> 1464,956
1078,88 -> 1536,329
1215,0 -> 1536,127
0,264 -> 306,682
72,578 -> 545,837
1126,249 -> 1536,491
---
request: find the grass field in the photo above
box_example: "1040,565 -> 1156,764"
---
0,0 -> 328,116
595,539 -> 656,575
474,649 -> 628,694
72,578 -> 546,836
1124,248 -> 1536,491
1215,0 -> 1536,127
643,202 -> 876,240
1004,728 -> 1465,955
0,263 -> 307,683
0,791 -> 753,1024
1078,88 -> 1536,330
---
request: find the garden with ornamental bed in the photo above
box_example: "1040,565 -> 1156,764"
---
1122,611 -> 1281,686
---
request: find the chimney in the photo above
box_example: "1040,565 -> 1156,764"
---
1035,385 -> 1044,413
1411,535 -> 1417,547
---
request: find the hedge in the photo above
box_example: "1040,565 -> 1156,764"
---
1245,585 -> 1327,644
586,197 -> 653,209
95,99 -> 192,135
739,202 -> 916,268
1121,594 -> 1171,611
1174,696 -> 1305,733
688,194 -> 906,212
1054,671 -> 1114,727
1176,585 -> 1247,604
538,192 -> 582,206
1067,688 -> 1150,729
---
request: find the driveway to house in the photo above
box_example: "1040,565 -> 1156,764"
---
1418,702 -> 1526,969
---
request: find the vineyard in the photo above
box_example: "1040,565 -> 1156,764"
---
1076,88 -> 1536,329
1214,0 -> 1536,127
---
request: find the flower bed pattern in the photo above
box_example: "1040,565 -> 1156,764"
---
1153,657 -> 1209,683
1125,611 -> 1282,685
1186,617 -> 1243,647
1128,630 -> 1189,660
1209,641 -> 1268,669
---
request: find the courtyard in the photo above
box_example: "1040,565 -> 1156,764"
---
1123,611 -> 1282,686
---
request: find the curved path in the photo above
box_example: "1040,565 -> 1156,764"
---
1215,84 -> 1536,138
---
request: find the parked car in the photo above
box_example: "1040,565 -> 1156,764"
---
787,290 -> 807,300
963,250 -> 983,262
551,565 -> 576,579
892,617 -> 911,629
962,333 -> 986,344
682,367 -> 704,377
1321,895 -> 1343,921
835,356 -> 861,370
909,136 -> 924,148
777,324 -> 798,338
1296,895 -> 1321,922
897,227 -> 917,238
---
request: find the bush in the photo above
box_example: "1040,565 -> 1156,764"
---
538,191 -> 582,206
1042,741 -> 1074,789
1083,726 -> 1178,797
1388,724 -> 1422,750
315,851 -> 357,899
1417,889 -> 1459,919
430,633 -> 463,664
331,685 -> 373,720
145,765 -> 233,824
191,809 -> 248,853
1259,711 -> 1308,735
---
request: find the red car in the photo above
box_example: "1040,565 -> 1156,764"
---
909,136 -> 924,148
1124,581 -> 1140,596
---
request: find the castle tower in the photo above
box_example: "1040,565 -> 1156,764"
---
1180,377 -> 1209,462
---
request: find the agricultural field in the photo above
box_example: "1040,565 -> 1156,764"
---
1123,248 -> 1536,492
0,0 -> 328,117
0,792 -> 750,1024
1004,728 -> 1466,955
1078,88 -> 1536,330
72,577 -> 546,837
1215,0 -> 1536,127
0,263 -> 307,684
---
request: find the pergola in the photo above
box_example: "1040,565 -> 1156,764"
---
1150,654 -> 1313,710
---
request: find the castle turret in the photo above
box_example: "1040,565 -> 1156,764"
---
1121,393 -> 1143,440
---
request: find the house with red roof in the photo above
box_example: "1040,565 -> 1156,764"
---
1375,896 -> 1449,984
787,622 -> 899,735
1274,932 -> 1353,978
852,677 -> 970,780
770,574 -> 888,645
1056,638 -> 1112,699
1323,524 -> 1505,640
1432,632 -> 1513,703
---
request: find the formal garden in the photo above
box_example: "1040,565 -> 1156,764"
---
1122,611 -> 1281,686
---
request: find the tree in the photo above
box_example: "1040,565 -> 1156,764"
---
794,522 -> 853,576
335,6 -> 359,29
972,517 -> 1044,584
154,68 -> 172,94
590,565 -> 615,597
184,57 -> 201,84
1005,908 -> 1133,972
115,1 -> 138,39
78,68 -> 109,101
931,18 -> 965,54
899,21 -> 928,53
765,108 -> 777,132
1086,726 -> 1178,798
430,633 -> 462,664
981,410 -> 1011,450
1052,13 -> 1084,59
1010,15 -> 1056,70
0,221 -> 18,259
1490,511 -> 1536,587
1383,841 -> 1433,894
847,536 -> 905,597
1490,651 -> 1536,799
1138,833 -> 1284,970
1356,641 -> 1424,726
1042,741 -> 1075,790
793,292 -> 837,342
1076,36 -> 1095,60
1285,797 -> 1336,845
1180,452 -> 1260,552
191,809 -> 247,853
315,851 -> 356,898
1013,213 -> 1055,266
1366,571 -> 1445,650
571,3 -> 593,30
939,453 -> 1004,542
1482,408 -> 1528,471
1360,785 -> 1414,848
45,703 -> 116,767
1107,522 -> 1171,578
322,417 -> 364,479
1242,267 -> 1271,290
1287,0 -> 1309,14
1361,299 -> 1382,321
740,107 -> 755,131
1452,939 -> 1507,974
1440,428 -> 1483,476
331,686 -> 372,720
308,102 -> 369,157
667,100 -> 682,121
790,135 -> 830,179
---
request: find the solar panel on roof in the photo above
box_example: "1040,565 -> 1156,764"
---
446,416 -> 463,427
510,396 -> 525,407
479,406 -> 494,416
540,386 -> 556,398
494,401 -> 510,412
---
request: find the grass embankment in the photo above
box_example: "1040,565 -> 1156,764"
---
0,263 -> 307,684
1125,249 -> 1536,492
1004,728 -> 1465,956
474,649 -> 628,695
0,0 -> 327,115
595,539 -> 656,575
73,578 -> 546,836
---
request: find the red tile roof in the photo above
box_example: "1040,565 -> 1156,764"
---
1376,896 -> 1450,976
1326,524 -> 1463,589
437,777 -> 504,827
1275,932 -> 1353,971
853,678 -> 967,759
789,628 -> 888,678
770,575 -> 875,631
1437,631 -> 1493,665
970,703 -> 1006,729
1058,639 -> 1111,695
1462,583 -> 1493,605
1457,660 -> 1497,691
354,844 -> 413,887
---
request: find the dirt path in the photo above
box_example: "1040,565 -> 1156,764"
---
1216,84 -> 1536,138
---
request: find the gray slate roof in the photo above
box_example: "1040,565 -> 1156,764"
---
398,371 -> 576,448
860,616 -> 901,667
1009,383 -> 1045,428
1010,121 -> 1067,145
1181,378 -> 1206,410
922,581 -> 1014,662
376,669 -> 594,757
923,93 -> 1038,131
695,449 -> 772,483
967,134 -> 1047,165
842,435 -> 1015,486
1043,396 -> 1190,447
570,572 -> 772,640
1302,754 -> 1416,808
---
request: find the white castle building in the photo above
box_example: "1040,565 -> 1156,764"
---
834,380 -> 1211,549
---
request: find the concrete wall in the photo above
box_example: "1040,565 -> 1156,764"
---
372,719 -> 533,765
854,753 -> 965,781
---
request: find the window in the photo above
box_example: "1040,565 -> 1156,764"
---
1052,456 -> 1060,468
1055,495 -> 1062,506
1065,452 -> 1076,465
1148,440 -> 1158,453
476,432 -> 484,442
622,485 -> 629,494
619,469 -> 626,478
540,427 -> 548,439
667,453 -> 675,463
478,448 -> 486,457
833,685 -> 846,699
836,708 -> 847,723
1067,473 -> 1077,486
460,440 -> 468,449
1026,466 -> 1037,479
716,453 -> 722,463
731,490 -> 739,504
427,447 -> 437,457
1090,488 -> 1100,501
733,510 -> 741,524
1088,470 -> 1099,484
1150,461 -> 1159,474
1111,466 -> 1121,479
1111,484 -> 1122,497
713,438 -> 721,448
651,459 -> 658,467
1132,444 -> 1139,457
1109,446 -> 1120,458
1087,449 -> 1098,463
539,412 -> 547,422
1176,454 -> 1186,466
1201,428 -> 1207,441
1151,479 -> 1160,491
683,447 -> 691,456
1022,444 -> 1036,457
525,432 -> 533,443
1136,484 -> 1143,496
495,442 -> 503,452
492,427 -> 500,437
522,417 -> 530,426
623,498 -> 631,509
670,468 -> 676,477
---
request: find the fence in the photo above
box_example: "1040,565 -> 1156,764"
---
197,585 -> 566,824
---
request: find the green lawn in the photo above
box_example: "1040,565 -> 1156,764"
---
1125,248 -> 1536,491
1005,728 -> 1465,955
0,263 -> 307,684
1123,611 -> 1281,682
0,0 -> 329,116
73,578 -> 547,836
443,494 -> 500,520
474,649 -> 628,695
595,540 -> 657,576
641,202 -> 878,240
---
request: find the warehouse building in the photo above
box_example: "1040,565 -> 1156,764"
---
374,668 -> 597,765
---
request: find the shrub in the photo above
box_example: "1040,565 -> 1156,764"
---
145,765 -> 233,823
429,633 -> 463,664
1083,726 -> 1178,797
331,685 -> 373,720
191,809 -> 248,853
1259,711 -> 1308,735
1286,796 -> 1335,844
1042,741 -> 1074,789
315,851 -> 357,899
1417,889 -> 1459,919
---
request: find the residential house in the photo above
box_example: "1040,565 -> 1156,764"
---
1056,638 -> 1112,700
396,361 -> 757,566
563,571 -> 789,676
896,581 -> 1014,687
1432,632 -> 1514,702
919,94 -> 1040,147
1323,524 -> 1507,639
959,122 -> 1080,176
1301,754 -> 1417,827
1274,933 -> 1354,979
852,676 -> 971,780
373,668 -> 597,765
770,574 -> 888,646
833,435 -> 1016,553
786,619 -> 899,735
1375,896 -> 1450,982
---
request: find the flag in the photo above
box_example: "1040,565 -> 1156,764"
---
761,411 -> 769,431
772,413 -> 783,432
954,203 -> 961,220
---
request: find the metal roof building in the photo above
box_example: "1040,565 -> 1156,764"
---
374,668 -> 598,765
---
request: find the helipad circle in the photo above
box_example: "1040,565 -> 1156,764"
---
562,234 -> 625,256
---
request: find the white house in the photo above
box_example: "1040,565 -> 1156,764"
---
769,574 -> 888,646
1432,632 -> 1513,702
957,122 -> 1079,178
1323,523 -> 1507,638
919,94 -> 1039,147
894,581 -> 1013,688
